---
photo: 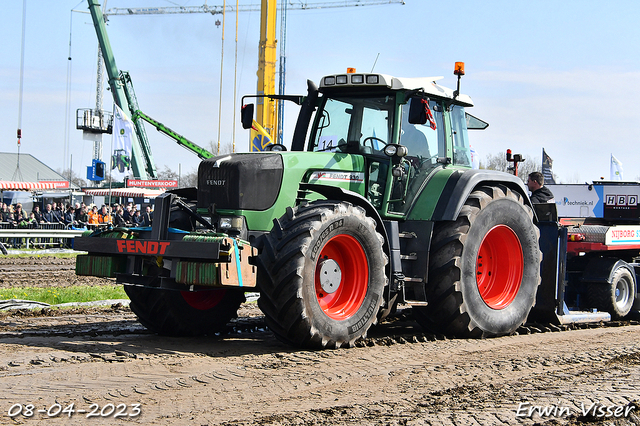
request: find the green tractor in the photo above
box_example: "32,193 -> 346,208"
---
75,63 -> 541,348
111,149 -> 131,173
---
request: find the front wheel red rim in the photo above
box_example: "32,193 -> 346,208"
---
315,234 -> 368,320
181,289 -> 226,310
476,225 -> 523,310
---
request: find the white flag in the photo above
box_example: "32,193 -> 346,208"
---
470,145 -> 480,169
111,105 -> 134,179
610,154 -> 623,181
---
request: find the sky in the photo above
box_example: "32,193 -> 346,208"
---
1,0 -> 640,184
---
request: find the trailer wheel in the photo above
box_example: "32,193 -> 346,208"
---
588,265 -> 635,320
414,185 -> 541,337
124,286 -> 245,336
257,201 -> 387,349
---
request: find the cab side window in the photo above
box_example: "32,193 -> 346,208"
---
450,105 -> 471,167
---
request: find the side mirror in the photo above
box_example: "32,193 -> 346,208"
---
408,97 -> 428,125
241,104 -> 254,129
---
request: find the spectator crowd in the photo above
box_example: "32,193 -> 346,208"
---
0,201 -> 153,229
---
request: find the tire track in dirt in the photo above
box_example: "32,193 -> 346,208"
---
2,326 -> 640,425
0,256 -> 115,289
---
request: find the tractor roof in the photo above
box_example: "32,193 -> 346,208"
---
319,73 -> 474,107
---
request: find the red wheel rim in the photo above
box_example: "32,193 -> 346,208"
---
476,225 -> 523,309
181,289 -> 226,310
315,234 -> 368,320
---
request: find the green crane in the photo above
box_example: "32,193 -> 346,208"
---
120,71 -> 213,161
86,0 -> 214,179
86,0 -> 155,179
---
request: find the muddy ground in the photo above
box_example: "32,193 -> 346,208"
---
1,255 -> 640,425
0,256 -> 114,289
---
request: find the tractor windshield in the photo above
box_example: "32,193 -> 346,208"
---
310,95 -> 394,154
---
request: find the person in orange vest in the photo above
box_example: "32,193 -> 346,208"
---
100,205 -> 113,224
88,206 -> 100,225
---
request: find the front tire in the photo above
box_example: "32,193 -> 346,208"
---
125,286 -> 245,336
257,201 -> 387,349
414,185 -> 541,337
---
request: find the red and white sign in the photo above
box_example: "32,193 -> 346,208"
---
127,179 -> 178,188
0,181 -> 63,190
84,188 -> 165,198
39,181 -> 70,189
605,225 -> 640,246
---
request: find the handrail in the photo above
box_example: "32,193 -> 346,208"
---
0,229 -> 87,238
0,226 -> 94,250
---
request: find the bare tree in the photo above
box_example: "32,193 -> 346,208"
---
480,152 -> 508,172
56,168 -> 87,188
479,152 -> 543,182
208,141 -> 235,156
157,165 -> 198,188
157,165 -> 179,181
181,168 -> 198,188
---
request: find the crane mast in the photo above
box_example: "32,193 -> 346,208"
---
86,0 -> 155,179
257,0 -> 278,141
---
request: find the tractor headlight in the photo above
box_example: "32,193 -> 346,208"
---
351,74 -> 364,84
366,75 -> 379,84
384,144 -> 398,157
219,216 -> 244,232
383,144 -> 408,158
324,76 -> 336,86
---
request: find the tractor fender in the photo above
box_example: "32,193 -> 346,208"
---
297,183 -> 389,254
431,169 -> 532,222
581,257 -> 636,287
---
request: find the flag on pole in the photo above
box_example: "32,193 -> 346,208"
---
542,148 -> 556,184
470,145 -> 480,169
610,154 -> 623,180
250,120 -> 273,151
111,105 -> 133,178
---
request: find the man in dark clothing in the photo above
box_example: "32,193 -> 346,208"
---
527,171 -> 555,203
123,203 -> 133,223
142,206 -> 153,227
51,202 -> 63,224
42,204 -> 55,223
32,205 -> 43,223
63,207 -> 75,226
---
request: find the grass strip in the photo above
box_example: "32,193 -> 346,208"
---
0,285 -> 127,305
3,252 -> 79,258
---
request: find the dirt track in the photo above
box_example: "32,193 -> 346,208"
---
0,256 -> 114,289
1,256 -> 640,425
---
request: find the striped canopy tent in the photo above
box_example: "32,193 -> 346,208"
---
83,188 -> 166,198
0,181 -> 58,191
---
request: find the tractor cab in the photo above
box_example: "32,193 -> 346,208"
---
301,67 -> 479,217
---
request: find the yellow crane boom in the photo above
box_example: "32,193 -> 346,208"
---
257,0 -> 278,142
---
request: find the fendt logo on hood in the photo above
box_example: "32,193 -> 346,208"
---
207,179 -> 226,186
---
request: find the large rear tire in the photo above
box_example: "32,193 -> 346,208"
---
257,201 -> 387,349
414,185 -> 541,337
125,286 -> 245,336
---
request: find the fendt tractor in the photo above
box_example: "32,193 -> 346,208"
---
74,63 -> 639,349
